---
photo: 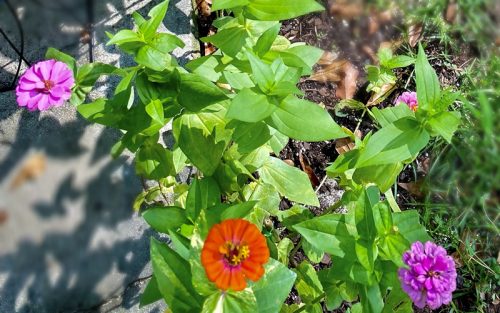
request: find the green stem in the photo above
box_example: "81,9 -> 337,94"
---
291,293 -> 326,313
384,189 -> 401,212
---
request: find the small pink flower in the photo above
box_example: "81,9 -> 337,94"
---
16,59 -> 74,111
398,241 -> 457,310
395,91 -> 418,112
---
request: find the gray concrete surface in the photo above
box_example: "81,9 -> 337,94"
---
0,0 -> 198,312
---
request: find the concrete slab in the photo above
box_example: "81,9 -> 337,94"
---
0,0 -> 198,312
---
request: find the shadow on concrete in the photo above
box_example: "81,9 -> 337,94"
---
0,159 -> 151,312
0,0 -> 193,311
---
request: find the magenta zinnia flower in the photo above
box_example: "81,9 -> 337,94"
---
395,91 -> 418,112
398,241 -> 457,309
16,59 -> 74,111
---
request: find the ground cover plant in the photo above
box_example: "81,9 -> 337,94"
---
12,0 -> 498,312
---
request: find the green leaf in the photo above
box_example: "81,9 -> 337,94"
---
150,238 -> 203,313
360,283 -> 384,313
284,44 -> 323,73
168,230 -> 191,260
139,276 -> 162,307
230,121 -> 271,153
178,73 -> 228,112
259,157 -> 319,206
140,0 -> 170,40
254,23 -> 281,56
45,47 -> 77,75
226,88 -> 276,122
318,272 -> 358,310
268,128 -> 288,155
247,52 -> 275,92
135,44 -> 176,71
393,210 -> 431,243
135,143 -> 174,179
382,287 -> 413,313
352,163 -> 404,193
277,205 -> 314,227
267,96 -> 345,141
76,63 -> 124,87
294,261 -> 324,304
426,111 -> 461,143
107,29 -> 144,46
221,201 -> 257,220
142,206 -> 188,233
186,55 -> 222,82
293,214 -> 355,257
145,99 -> 165,125
186,177 -> 221,222
212,0 -> 250,11
372,202 -> 393,236
415,44 -> 441,111
224,71 -> 255,89
243,182 -> 281,215
252,259 -> 297,313
383,55 -> 415,69
151,33 -> 185,53
302,240 -> 324,263
178,118 -> 226,176
244,0 -> 324,21
277,237 -> 294,265
202,290 -> 258,313
202,26 -> 249,57
357,117 -> 429,167
355,239 -> 377,272
371,105 -> 415,128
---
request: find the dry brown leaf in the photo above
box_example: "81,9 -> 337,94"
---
329,0 -> 364,19
299,151 -> 320,188
368,16 -> 379,35
10,154 -> 46,189
335,130 -> 361,154
317,51 -> 339,66
362,45 -> 378,63
196,0 -> 211,16
445,2 -> 458,24
0,211 -> 7,225
284,159 -> 295,167
321,253 -> 331,264
336,61 -> 359,99
310,59 -> 347,83
398,180 -> 424,198
367,81 -> 396,106
419,156 -> 431,175
335,137 -> 355,154
451,251 -> 464,268
408,23 -> 423,48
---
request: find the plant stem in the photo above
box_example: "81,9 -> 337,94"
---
291,293 -> 326,313
385,189 -> 401,212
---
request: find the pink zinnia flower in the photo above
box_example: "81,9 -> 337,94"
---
395,91 -> 418,111
16,59 -> 74,111
398,241 -> 457,310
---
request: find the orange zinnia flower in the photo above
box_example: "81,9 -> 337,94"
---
201,218 -> 270,291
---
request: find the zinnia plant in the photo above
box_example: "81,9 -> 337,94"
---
201,219 -> 269,291
15,0 -> 463,311
398,241 -> 457,309
15,59 -> 74,111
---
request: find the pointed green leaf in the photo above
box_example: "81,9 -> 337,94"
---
259,157 -> 319,206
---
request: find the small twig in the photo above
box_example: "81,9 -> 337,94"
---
315,175 -> 328,193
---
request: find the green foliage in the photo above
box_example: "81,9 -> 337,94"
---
54,0 -> 466,312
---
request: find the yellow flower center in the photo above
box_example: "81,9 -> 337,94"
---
43,80 -> 55,91
219,241 -> 250,266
